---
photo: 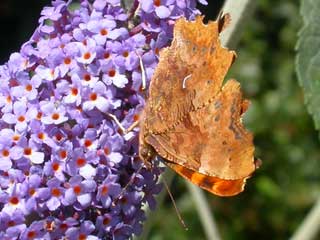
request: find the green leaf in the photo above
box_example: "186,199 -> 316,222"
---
296,0 -> 320,130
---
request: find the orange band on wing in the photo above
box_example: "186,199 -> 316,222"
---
166,162 -> 248,197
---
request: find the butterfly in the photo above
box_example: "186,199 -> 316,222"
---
138,14 -> 258,197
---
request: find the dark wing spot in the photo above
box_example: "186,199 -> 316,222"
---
192,45 -> 197,52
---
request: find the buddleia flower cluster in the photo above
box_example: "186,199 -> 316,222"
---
0,0 -> 207,239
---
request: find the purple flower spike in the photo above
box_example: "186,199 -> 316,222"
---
0,0 -> 206,238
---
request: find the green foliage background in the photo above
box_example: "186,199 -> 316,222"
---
1,0 -> 320,239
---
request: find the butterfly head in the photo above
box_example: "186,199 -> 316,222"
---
139,141 -> 156,169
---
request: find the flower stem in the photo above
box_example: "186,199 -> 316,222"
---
220,0 -> 256,48
290,196 -> 320,240
187,183 -> 222,240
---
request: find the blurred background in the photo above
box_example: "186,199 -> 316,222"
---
1,0 -> 319,239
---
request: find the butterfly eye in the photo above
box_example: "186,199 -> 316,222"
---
140,148 -> 148,157
140,146 -> 151,159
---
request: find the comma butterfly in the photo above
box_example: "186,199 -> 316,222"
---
139,14 -> 258,197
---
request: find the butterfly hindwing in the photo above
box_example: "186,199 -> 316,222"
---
166,162 -> 248,196
145,80 -> 255,181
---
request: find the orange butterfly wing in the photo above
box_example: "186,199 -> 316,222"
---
145,80 -> 255,181
144,15 -> 236,134
139,15 -> 258,196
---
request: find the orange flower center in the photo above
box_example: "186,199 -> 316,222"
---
37,132 -> 45,140
73,185 -> 82,195
17,115 -> 25,122
108,69 -> 116,77
104,52 -> 110,59
76,158 -> 86,167
103,147 -> 110,155
51,188 -> 61,197
6,96 -> 11,103
103,217 -> 111,225
122,51 -> 129,57
60,223 -> 68,231
55,133 -> 63,141
25,84 -> 32,91
64,57 -> 71,65
51,113 -> 60,120
36,112 -> 42,120
154,0 -> 161,7
13,135 -> 20,141
59,150 -> 67,159
71,88 -> 78,96
52,162 -> 60,171
84,74 -> 91,81
44,221 -> 55,231
84,139 -> 92,147
2,149 -> 9,157
79,234 -> 87,240
27,230 -> 37,239
9,196 -> 19,205
29,188 -> 36,196
100,29 -> 108,36
83,52 -> 91,60
7,220 -> 15,227
101,185 -> 108,195
24,147 -> 32,155
90,93 -> 97,101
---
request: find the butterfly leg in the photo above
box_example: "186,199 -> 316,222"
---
105,112 -> 140,134
126,120 -> 140,133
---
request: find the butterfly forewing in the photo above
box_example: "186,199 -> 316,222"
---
145,16 -> 236,134
139,15 -> 258,196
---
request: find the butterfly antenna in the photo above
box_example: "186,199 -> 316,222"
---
112,163 -> 144,205
162,178 -> 188,230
